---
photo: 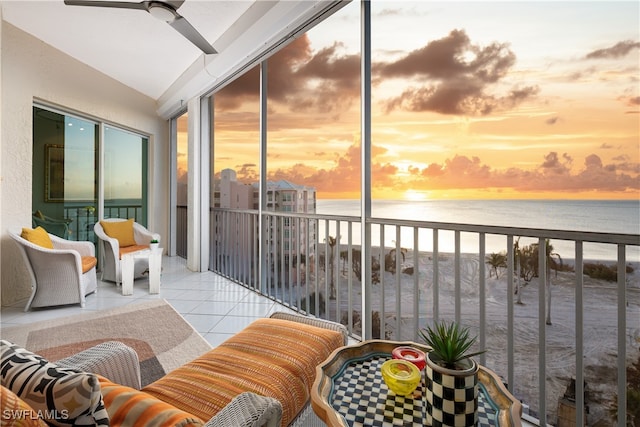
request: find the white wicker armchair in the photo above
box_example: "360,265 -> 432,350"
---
9,230 -> 98,311
93,218 -> 160,285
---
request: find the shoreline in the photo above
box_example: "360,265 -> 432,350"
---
323,244 -> 640,278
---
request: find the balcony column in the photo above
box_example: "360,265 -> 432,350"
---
360,0 -> 372,340
259,60 -> 268,294
185,97 -> 210,271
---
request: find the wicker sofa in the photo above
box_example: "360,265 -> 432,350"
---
0,312 -> 347,427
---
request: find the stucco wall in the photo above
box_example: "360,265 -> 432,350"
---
1,22 -> 169,306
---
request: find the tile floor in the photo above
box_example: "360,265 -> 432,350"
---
0,255 -> 296,348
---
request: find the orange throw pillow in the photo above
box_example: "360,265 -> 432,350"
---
21,226 -> 54,249
100,219 -> 136,247
98,376 -> 203,427
0,385 -> 48,427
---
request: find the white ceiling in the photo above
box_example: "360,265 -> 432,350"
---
1,0 -> 346,115
1,1 -> 259,99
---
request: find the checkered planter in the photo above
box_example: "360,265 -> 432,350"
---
425,353 -> 479,427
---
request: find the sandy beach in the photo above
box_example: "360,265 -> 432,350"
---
309,248 -> 640,425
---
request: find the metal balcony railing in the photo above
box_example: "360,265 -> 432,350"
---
63,203 -> 143,245
209,207 -> 639,427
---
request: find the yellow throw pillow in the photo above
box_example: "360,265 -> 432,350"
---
100,219 -> 136,247
21,226 -> 54,249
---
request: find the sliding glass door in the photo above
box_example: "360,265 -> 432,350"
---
173,111 -> 189,258
32,105 -> 148,245
103,126 -> 148,225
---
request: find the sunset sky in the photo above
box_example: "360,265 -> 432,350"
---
205,1 -> 640,201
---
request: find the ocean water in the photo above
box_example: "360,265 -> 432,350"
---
316,199 -> 640,262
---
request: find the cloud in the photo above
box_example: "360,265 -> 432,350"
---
377,29 -> 538,115
259,142 -> 398,194
216,29 -> 540,118
586,40 -> 640,59
214,35 -> 360,116
292,42 -> 361,114
539,152 -> 572,175
618,94 -> 640,113
402,152 -> 639,193
213,66 -> 260,111
251,143 -> 638,196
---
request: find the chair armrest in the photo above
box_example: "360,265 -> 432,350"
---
204,392 -> 282,427
44,215 -> 73,224
32,217 -> 71,238
133,222 -> 160,245
269,312 -> 349,345
55,341 -> 142,390
50,235 -> 95,257
13,234 -> 84,272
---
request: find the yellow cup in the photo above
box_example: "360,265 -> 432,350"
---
381,359 -> 421,396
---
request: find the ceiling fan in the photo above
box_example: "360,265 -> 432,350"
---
63,0 -> 217,55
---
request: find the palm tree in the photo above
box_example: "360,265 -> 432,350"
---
485,251 -> 507,279
546,240 -> 563,325
351,248 -> 380,284
534,240 -> 563,325
514,239 -> 524,305
385,246 -> 407,274
324,235 -> 338,299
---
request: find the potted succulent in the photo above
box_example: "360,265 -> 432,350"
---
149,239 -> 160,251
419,321 -> 485,427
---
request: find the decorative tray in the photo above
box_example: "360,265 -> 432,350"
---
311,340 -> 522,427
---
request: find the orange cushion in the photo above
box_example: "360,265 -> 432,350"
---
143,318 -> 344,426
0,385 -> 48,427
81,256 -> 97,273
119,244 -> 150,259
97,376 -> 203,427
100,219 -> 136,247
21,226 -> 54,249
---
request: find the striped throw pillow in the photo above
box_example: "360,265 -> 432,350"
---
0,340 -> 109,427
98,376 -> 203,427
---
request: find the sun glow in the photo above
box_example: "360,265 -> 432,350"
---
404,189 -> 429,201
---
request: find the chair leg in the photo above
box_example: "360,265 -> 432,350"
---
23,292 -> 35,312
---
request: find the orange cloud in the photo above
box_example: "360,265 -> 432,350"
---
406,152 -> 639,194
226,141 -> 639,197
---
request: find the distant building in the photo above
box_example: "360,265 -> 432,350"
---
216,168 -> 254,209
214,169 -> 316,212
264,179 -> 316,213
213,169 -> 316,284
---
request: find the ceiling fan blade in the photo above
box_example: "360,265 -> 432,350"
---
63,0 -> 147,11
170,15 -> 217,55
164,1 -> 185,10
64,0 -> 216,55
